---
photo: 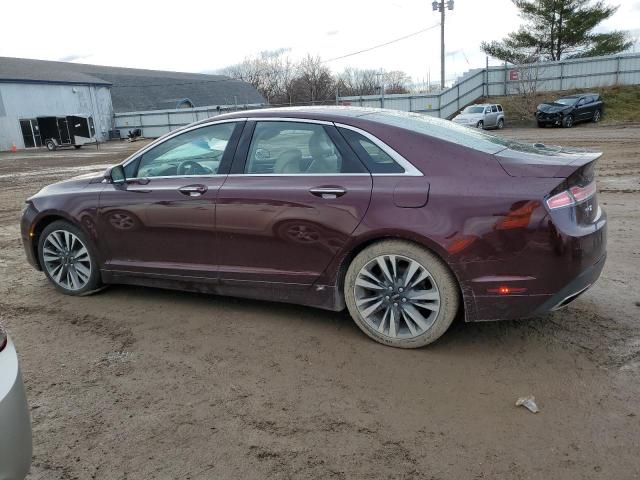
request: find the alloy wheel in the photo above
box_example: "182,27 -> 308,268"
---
42,230 -> 92,291
354,254 -> 440,339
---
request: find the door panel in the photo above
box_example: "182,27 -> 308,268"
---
484,108 -> 497,127
216,174 -> 372,285
97,121 -> 243,278
19,120 -> 35,148
98,177 -> 224,278
57,117 -> 71,144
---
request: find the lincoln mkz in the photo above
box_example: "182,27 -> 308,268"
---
21,107 -> 607,348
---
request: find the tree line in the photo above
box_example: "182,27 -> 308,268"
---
219,50 -> 413,106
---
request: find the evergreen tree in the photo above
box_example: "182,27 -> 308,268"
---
481,0 -> 632,64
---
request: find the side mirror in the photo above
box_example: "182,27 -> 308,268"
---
106,165 -> 126,184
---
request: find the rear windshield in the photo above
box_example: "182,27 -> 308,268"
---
362,110 -> 538,155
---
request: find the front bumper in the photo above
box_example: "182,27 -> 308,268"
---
0,337 -> 32,480
536,113 -> 562,125
20,203 -> 40,270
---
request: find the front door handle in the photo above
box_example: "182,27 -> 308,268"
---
309,186 -> 347,199
179,184 -> 208,197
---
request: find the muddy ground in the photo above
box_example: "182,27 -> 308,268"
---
0,124 -> 638,480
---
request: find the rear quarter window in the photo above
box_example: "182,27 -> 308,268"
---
339,128 -> 405,174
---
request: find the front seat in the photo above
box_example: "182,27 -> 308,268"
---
273,149 -> 303,173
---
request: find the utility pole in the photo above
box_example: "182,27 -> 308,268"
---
433,1 -> 454,90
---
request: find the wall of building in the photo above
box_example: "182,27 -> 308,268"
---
0,82 -> 113,150
113,103 -> 264,138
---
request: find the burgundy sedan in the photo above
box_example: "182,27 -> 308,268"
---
21,107 -> 606,348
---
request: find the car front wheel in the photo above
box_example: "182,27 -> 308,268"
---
563,114 -> 574,128
476,120 -> 484,129
38,220 -> 102,295
344,240 -> 460,348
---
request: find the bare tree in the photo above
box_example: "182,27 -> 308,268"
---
383,70 -> 411,94
336,68 -> 379,96
292,55 -> 335,104
221,53 -> 412,105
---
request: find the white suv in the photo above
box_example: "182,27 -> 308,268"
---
452,103 -> 505,130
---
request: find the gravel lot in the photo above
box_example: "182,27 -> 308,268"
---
1,124 -> 639,480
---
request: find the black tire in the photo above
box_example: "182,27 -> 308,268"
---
562,114 -> 574,128
45,140 -> 57,151
37,220 -> 102,295
344,240 -> 460,348
497,118 -> 504,129
537,121 -> 545,128
592,109 -> 602,123
476,121 -> 484,129
74,145 -> 82,149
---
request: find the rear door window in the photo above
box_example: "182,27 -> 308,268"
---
491,105 -> 498,112
245,121 -> 365,174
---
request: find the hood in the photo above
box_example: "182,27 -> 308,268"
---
29,172 -> 102,201
537,102 -> 572,114
495,143 -> 602,177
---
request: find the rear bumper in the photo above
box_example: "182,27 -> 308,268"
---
533,252 -> 605,314
0,337 -> 32,480
464,207 -> 607,322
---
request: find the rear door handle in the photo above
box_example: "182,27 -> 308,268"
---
179,184 -> 208,196
309,186 -> 346,199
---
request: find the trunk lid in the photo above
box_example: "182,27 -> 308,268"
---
495,143 -> 602,178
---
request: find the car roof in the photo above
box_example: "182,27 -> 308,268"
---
188,106 -> 407,128
559,93 -> 599,98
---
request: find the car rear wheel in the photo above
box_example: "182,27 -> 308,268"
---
592,110 -> 602,123
563,114 -> 574,128
38,220 -> 102,295
497,118 -> 504,129
344,240 -> 460,348
45,140 -> 57,151
537,121 -> 545,128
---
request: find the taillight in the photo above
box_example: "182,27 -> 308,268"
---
546,181 -> 596,210
0,322 -> 7,352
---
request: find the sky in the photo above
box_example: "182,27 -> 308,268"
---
1,0 -> 639,86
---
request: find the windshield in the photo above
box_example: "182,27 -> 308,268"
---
362,110 -> 550,155
555,97 -> 578,106
462,106 -> 485,114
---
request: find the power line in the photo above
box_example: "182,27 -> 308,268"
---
323,23 -> 440,63
110,25 -> 441,89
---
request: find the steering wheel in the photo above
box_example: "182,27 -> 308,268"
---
177,160 -> 206,176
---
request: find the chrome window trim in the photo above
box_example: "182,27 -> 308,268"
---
226,173 -> 371,177
119,118 -> 247,175
247,117 -> 333,126
335,123 -> 424,177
